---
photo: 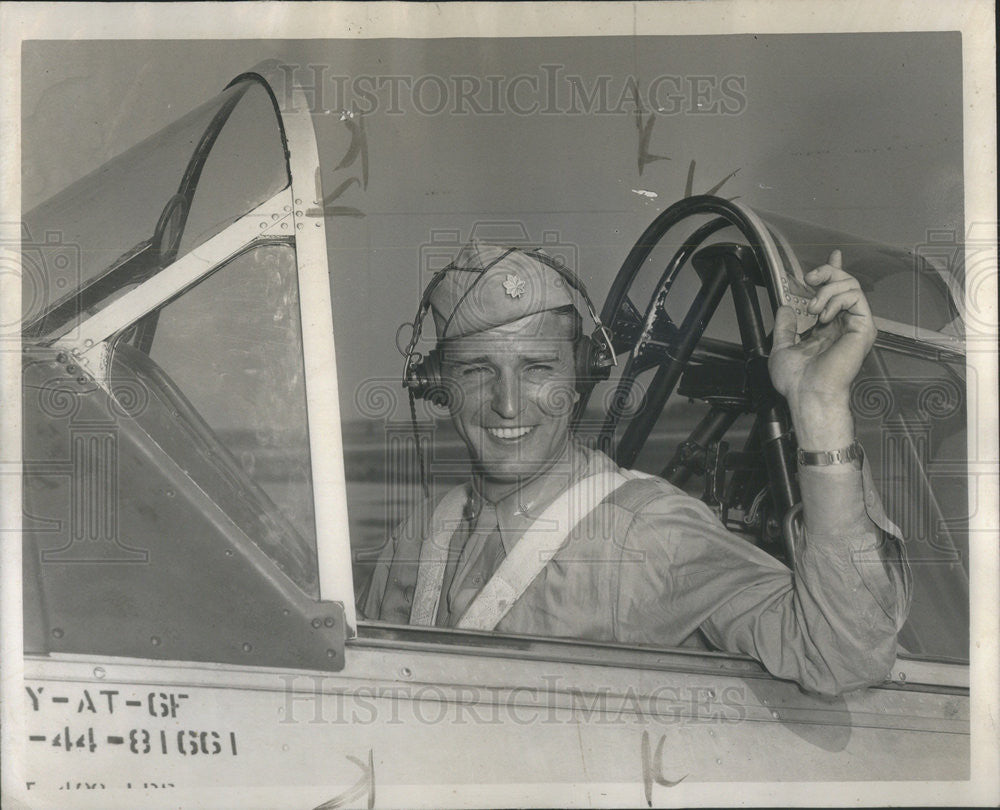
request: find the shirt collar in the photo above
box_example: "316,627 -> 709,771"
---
466,439 -> 597,554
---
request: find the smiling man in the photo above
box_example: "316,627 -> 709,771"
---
361,242 -> 910,696
444,307 -> 581,492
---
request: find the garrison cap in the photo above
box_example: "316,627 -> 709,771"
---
429,242 -> 579,340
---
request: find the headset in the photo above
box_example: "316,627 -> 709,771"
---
400,247 -> 617,404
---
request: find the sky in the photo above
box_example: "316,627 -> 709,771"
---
22,33 -> 965,418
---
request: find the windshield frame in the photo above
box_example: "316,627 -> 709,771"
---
40,61 -> 359,634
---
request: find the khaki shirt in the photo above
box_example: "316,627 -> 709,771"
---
361,439 -> 910,696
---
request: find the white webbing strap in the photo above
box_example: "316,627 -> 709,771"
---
456,470 -> 629,631
409,485 -> 469,626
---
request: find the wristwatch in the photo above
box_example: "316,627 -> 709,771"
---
797,438 -> 864,467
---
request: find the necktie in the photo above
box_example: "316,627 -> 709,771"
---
438,503 -> 505,625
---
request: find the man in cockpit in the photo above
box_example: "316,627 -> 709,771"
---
360,242 -> 910,696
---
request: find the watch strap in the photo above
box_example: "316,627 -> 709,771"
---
797,438 -> 864,467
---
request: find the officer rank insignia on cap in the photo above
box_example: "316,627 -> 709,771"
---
502,273 -> 526,298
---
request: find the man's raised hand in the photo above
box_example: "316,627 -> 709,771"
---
768,250 -> 877,450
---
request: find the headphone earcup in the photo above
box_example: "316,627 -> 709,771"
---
421,349 -> 450,407
406,350 -> 437,400
575,336 -> 595,395
575,331 -> 614,394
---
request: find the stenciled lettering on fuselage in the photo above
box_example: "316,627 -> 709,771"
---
24,682 -> 238,791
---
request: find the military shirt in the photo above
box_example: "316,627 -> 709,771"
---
360,439 -> 910,696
